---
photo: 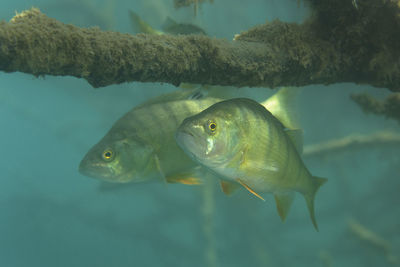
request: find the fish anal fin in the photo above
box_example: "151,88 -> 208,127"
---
285,129 -> 303,154
236,178 -> 265,201
274,192 -> 295,222
220,180 -> 240,195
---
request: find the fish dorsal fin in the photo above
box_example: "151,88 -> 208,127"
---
220,180 -> 240,195
135,88 -> 207,109
261,87 -> 300,130
236,178 -> 265,201
182,84 -> 239,100
261,87 -> 304,153
274,192 -> 295,222
284,128 -> 304,154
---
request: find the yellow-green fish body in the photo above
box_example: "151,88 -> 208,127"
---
79,90 -> 220,184
176,98 -> 326,230
79,87 -> 300,188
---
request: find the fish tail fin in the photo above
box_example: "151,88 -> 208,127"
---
303,176 -> 327,231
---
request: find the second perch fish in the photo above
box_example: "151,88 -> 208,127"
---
176,98 -> 327,230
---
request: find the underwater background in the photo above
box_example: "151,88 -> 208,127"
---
0,0 -> 399,266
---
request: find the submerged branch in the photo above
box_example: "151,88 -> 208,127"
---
351,93 -> 400,123
303,131 -> 400,157
174,0 -> 214,15
0,1 -> 400,90
348,218 -> 399,265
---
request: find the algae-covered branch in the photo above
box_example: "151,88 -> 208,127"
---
0,0 -> 399,91
351,93 -> 400,122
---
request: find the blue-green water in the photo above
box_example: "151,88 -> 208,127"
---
1,1 -> 399,266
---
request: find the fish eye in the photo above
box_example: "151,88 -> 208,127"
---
208,121 -> 217,132
102,149 -> 114,161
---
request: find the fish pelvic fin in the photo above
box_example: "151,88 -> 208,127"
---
303,176 -> 328,231
166,169 -> 203,185
274,192 -> 295,222
166,175 -> 202,185
220,180 -> 240,195
153,154 -> 168,186
236,178 -> 265,201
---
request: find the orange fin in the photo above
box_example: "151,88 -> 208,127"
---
167,176 -> 202,185
166,172 -> 202,185
220,180 -> 240,195
236,178 -> 265,201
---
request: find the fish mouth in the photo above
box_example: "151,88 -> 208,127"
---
175,128 -> 207,160
78,159 -> 110,180
79,156 -> 124,183
79,161 -> 131,183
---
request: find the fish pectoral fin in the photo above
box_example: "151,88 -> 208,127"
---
166,172 -> 203,185
284,128 -> 303,154
239,145 -> 249,167
274,192 -> 295,222
220,180 -> 240,195
236,178 -> 265,201
153,154 -> 167,184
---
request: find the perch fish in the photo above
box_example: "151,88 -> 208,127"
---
175,98 -> 327,230
129,10 -> 206,35
79,88 -> 298,186
79,89 -> 218,184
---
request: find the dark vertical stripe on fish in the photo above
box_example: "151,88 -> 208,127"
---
151,104 -> 169,136
293,152 -> 303,188
281,130 -> 291,182
161,102 -> 180,127
132,108 -> 153,137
